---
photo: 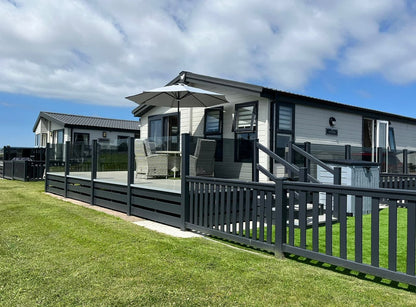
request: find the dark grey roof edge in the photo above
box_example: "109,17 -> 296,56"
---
129,70 -> 416,124
180,71 -> 416,124
172,71 -> 264,94
33,111 -> 140,132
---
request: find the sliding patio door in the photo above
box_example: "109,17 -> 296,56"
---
148,113 -> 179,151
362,118 -> 396,171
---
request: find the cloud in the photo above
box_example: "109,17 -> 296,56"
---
0,0 -> 415,107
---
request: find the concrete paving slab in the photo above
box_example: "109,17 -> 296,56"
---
45,192 -> 200,238
133,220 -> 201,238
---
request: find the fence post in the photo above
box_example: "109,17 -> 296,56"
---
299,167 -> 308,182
344,145 -> 351,160
253,138 -> 259,182
275,178 -> 287,257
44,143 -> 50,191
127,137 -> 135,216
181,133 -> 190,231
287,141 -> 294,179
304,142 -> 311,176
333,166 -> 341,219
64,141 -> 70,198
1,146 -> 4,179
11,160 -> 15,180
403,149 -> 408,174
90,140 -> 98,206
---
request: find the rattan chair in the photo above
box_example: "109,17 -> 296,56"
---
189,138 -> 216,177
135,139 -> 168,178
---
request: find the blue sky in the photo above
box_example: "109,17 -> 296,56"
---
1,0 -> 416,147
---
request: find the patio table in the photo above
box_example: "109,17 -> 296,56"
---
156,151 -> 181,178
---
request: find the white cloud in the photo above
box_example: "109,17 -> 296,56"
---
0,0 -> 415,106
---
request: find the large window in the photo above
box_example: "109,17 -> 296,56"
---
74,133 -> 89,145
234,102 -> 257,162
204,107 -> 223,161
52,129 -> 64,144
275,104 -> 294,158
148,113 -> 179,151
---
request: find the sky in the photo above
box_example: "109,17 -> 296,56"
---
1,0 -> 416,147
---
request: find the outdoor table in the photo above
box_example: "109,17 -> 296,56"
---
155,151 -> 181,178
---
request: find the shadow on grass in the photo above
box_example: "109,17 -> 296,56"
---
204,235 -> 416,292
286,253 -> 416,293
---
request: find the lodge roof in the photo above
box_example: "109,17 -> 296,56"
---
33,112 -> 140,132
130,71 -> 416,125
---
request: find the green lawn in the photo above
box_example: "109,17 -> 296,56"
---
1,180 -> 416,306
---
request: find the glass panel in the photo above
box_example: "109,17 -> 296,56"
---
377,121 -> 388,149
236,132 -> 255,162
279,106 -> 292,131
276,134 -> 292,158
74,133 -> 89,145
149,118 -> 163,150
205,134 -> 223,161
237,105 -> 255,129
205,109 -> 221,134
41,133 -> 47,147
167,115 -> 179,151
57,130 -> 64,144
389,127 -> 396,151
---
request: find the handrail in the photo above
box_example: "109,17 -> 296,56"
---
255,142 -> 319,183
291,143 -> 334,174
256,142 -> 298,174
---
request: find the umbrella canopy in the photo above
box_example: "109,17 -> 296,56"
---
126,83 -> 228,109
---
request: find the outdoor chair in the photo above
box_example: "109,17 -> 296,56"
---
189,138 -> 216,177
135,139 -> 168,178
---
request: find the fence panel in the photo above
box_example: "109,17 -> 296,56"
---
380,174 -> 416,190
185,176 -> 416,286
186,177 -> 277,253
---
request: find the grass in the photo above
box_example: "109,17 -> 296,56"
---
254,206 -> 410,273
1,180 -> 416,306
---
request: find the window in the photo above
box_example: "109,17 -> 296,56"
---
52,129 -> 64,144
275,104 -> 294,158
389,127 -> 396,152
74,133 -> 89,145
234,103 -> 257,133
148,112 -> 179,151
41,133 -> 47,147
204,107 -> 223,161
117,135 -> 129,145
35,134 -> 40,147
234,102 -> 257,162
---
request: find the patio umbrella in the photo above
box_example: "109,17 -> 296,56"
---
126,83 -> 228,114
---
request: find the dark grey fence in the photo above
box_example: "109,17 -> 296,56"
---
45,140 -> 182,228
3,160 -> 44,181
43,135 -> 416,287
380,173 -> 416,190
183,175 -> 416,286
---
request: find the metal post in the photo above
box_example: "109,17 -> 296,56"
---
275,178 -> 287,257
90,140 -> 98,206
64,141 -> 70,198
345,145 -> 351,160
304,142 -> 311,176
287,141 -> 294,179
127,137 -> 135,216
333,166 -> 341,219
1,146 -> 5,179
181,133 -> 190,231
253,138 -> 259,182
403,149 -> 408,174
44,143 -> 50,191
377,147 -> 384,172
299,167 -> 308,182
